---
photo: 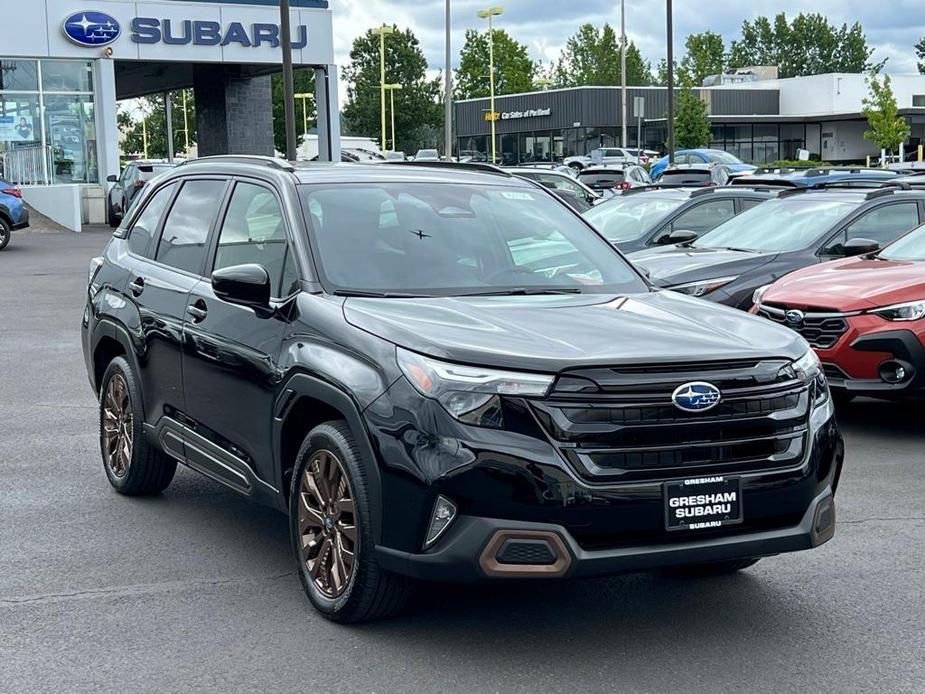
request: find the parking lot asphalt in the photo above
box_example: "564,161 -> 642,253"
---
1,225 -> 923,694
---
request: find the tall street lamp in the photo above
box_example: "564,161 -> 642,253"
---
384,83 -> 402,152
620,0 -> 627,148
294,92 -> 313,152
371,24 -> 395,153
477,6 -> 503,164
444,0 -> 453,160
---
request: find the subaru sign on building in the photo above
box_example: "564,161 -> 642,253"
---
0,1 -> 338,231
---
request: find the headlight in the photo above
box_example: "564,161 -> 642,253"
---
668,276 -> 738,297
752,284 -> 772,307
396,347 -> 554,428
781,349 -> 829,407
871,300 -> 925,322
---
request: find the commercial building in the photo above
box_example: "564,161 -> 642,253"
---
454,73 -> 925,166
0,0 -> 339,230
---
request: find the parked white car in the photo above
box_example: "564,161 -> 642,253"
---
564,147 -> 658,172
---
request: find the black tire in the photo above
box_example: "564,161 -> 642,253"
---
99,356 -> 176,495
290,421 -> 412,623
665,557 -> 761,576
0,218 -> 10,251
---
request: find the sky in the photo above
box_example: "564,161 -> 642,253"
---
329,0 -> 925,79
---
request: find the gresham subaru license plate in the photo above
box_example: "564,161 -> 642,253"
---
664,476 -> 743,531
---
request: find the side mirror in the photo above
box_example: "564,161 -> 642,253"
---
843,237 -> 880,257
106,174 -> 118,183
667,229 -> 699,245
212,264 -> 271,309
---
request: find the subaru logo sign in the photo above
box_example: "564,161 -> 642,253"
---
672,382 -> 722,412
785,309 -> 805,325
64,11 -> 121,47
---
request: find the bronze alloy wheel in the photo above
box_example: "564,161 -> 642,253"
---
101,373 -> 133,478
297,450 -> 358,598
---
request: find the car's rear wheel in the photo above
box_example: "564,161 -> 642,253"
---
665,557 -> 761,576
0,218 -> 11,251
99,357 -> 176,495
290,421 -> 411,623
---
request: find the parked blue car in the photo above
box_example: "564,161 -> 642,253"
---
0,178 -> 30,251
650,149 -> 756,180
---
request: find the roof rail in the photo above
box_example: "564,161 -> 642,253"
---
620,183 -> 690,195
811,179 -> 910,191
691,184 -> 779,196
381,160 -> 511,176
180,155 -> 296,172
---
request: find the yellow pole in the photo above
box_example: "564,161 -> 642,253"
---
302,96 -> 309,140
390,88 -> 396,151
182,90 -> 190,154
379,30 -> 387,152
919,144 -> 923,162
142,115 -> 148,159
488,14 -> 496,164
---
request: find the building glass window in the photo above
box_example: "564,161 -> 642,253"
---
41,60 -> 93,92
753,124 -> 779,163
0,60 -> 39,92
563,127 -> 584,157
780,124 -> 805,160
500,133 -> 517,165
44,94 -> 97,184
458,135 -> 487,162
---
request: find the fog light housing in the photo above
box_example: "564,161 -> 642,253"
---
811,495 -> 836,546
878,360 -> 912,384
423,495 -> 457,549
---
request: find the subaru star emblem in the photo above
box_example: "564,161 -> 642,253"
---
63,11 -> 121,47
785,309 -> 805,324
672,381 -> 722,412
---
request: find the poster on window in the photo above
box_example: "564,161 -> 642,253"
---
0,115 -> 36,142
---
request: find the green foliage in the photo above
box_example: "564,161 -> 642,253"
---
679,31 -> 725,86
862,74 -> 911,154
271,69 -> 316,155
764,160 -> 832,168
674,84 -> 712,150
118,90 -> 196,159
454,28 -> 536,99
341,26 -> 443,153
916,36 -> 925,74
552,23 -> 653,87
728,13 -> 880,78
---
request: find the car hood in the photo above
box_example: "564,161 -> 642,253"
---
763,256 -> 925,311
343,291 -> 805,373
628,246 -> 777,287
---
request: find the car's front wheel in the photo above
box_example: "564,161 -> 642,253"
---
0,218 -> 11,251
99,357 -> 177,495
290,421 -> 411,623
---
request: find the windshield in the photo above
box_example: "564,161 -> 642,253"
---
706,151 -> 741,164
298,183 -> 647,296
693,198 -> 856,252
584,194 -> 686,242
880,225 -> 925,261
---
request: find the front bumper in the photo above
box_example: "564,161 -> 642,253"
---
821,328 -> 925,398
377,488 -> 837,582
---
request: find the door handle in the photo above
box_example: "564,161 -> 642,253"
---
186,302 -> 208,322
128,277 -> 145,296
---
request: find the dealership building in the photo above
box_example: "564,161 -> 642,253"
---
0,0 -> 339,230
455,73 -> 925,167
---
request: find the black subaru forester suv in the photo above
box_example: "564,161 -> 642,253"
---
82,156 -> 844,622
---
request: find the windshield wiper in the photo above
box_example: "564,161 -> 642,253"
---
723,246 -> 759,253
453,287 -> 584,297
333,290 -> 427,298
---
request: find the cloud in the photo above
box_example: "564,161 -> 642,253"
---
329,0 -> 925,76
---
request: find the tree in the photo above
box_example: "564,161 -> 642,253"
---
552,24 -> 653,87
271,69 -> 316,155
862,73 -> 911,158
679,31 -> 725,86
118,90 -> 197,159
674,83 -> 712,150
916,36 -> 925,74
455,28 -> 535,99
728,13 -> 879,78
341,26 -> 442,153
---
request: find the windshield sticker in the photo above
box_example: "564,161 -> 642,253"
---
501,191 -> 534,201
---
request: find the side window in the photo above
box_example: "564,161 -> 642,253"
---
155,179 -> 226,274
824,202 -> 921,255
127,183 -> 175,258
738,197 -> 765,212
671,199 -> 736,233
213,182 -> 294,297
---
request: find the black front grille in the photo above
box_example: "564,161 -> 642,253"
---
757,304 -> 850,349
532,359 -> 811,482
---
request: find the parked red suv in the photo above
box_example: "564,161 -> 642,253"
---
753,225 -> 925,400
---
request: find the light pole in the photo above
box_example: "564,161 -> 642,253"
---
477,6 -> 503,164
371,25 -> 395,153
294,92 -> 313,153
384,84 -> 402,151
666,0 -> 674,164
181,89 -> 190,154
444,0 -> 453,160
620,0 -> 627,148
